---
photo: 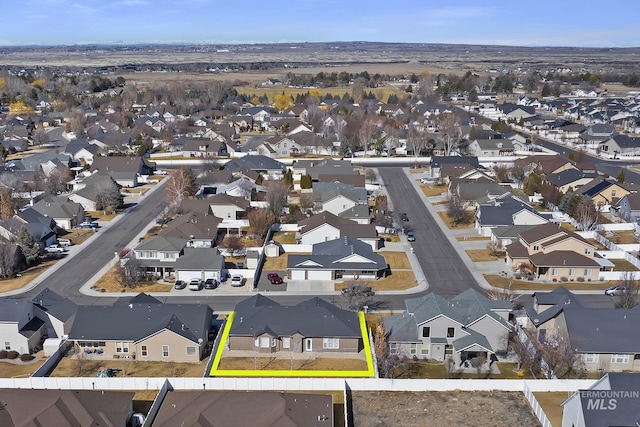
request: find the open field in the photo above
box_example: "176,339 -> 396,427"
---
351,390 -> 540,427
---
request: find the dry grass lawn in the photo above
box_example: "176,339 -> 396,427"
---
456,235 -> 490,241
534,392 -> 570,427
271,231 -> 297,244
335,270 -> 416,291
609,258 -> 640,271
484,274 -> 615,291
262,253 -> 296,270
91,267 -> 173,293
560,222 -> 578,232
586,238 -> 609,250
0,359 -> 46,378
436,211 -> 473,229
605,229 -> 638,244
50,355 -> 208,377
0,259 -> 58,293
400,361 -> 534,380
409,168 -> 427,174
85,210 -> 117,222
59,229 -> 95,245
466,249 -> 502,262
380,233 -> 400,243
380,251 -> 411,269
217,356 -> 368,372
420,184 -> 447,197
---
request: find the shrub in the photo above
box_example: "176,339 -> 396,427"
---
19,353 -> 34,362
7,351 -> 19,359
552,278 -> 557,282
576,277 -> 585,282
514,273 -> 521,280
560,276 -> 568,282
0,350 -> 6,359
588,278 -> 592,282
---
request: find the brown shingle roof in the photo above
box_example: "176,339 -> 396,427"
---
529,251 -> 600,267
505,241 -> 529,258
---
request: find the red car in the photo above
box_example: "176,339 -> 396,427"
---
267,273 -> 283,284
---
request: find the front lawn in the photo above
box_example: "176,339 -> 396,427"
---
436,211 -> 473,229
0,259 -> 58,293
91,267 -> 173,293
380,251 -> 411,269
420,184 -> 447,198
466,249 -> 503,262
483,274 -> 615,291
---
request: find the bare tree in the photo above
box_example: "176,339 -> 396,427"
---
95,178 -> 123,215
510,164 -> 526,188
0,240 -> 17,279
114,253 -> 146,288
0,187 -> 15,220
166,167 -> 198,208
485,279 -> 518,303
615,271 -> 639,309
365,169 -> 377,184
351,77 -> 366,104
221,234 -> 245,256
247,208 -> 276,241
341,280 -> 375,311
265,180 -> 289,219
445,193 -> 467,226
436,112 -> 461,156
493,164 -> 510,183
486,240 -> 502,257
44,167 -> 72,196
573,197 -> 599,231
374,323 -> 410,378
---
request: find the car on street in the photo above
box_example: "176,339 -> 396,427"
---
44,244 -> 66,253
605,285 -> 627,296
406,231 -> 416,242
231,275 -> 245,287
174,280 -> 187,290
57,238 -> 72,246
204,278 -> 218,289
267,273 -> 283,284
188,278 -> 203,291
400,212 -> 409,222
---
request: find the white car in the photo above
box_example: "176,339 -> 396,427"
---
231,275 -> 245,287
44,244 -> 66,253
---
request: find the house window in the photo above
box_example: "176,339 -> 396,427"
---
551,268 -> 558,276
305,339 -> 312,351
584,269 -> 593,277
141,345 -> 148,357
422,327 -> 430,338
444,345 -> 453,356
4,342 -> 9,350
186,346 -> 196,356
282,337 -> 291,349
410,343 -> 417,355
582,353 -> 599,363
568,268 -> 575,276
447,328 -> 455,338
390,343 -> 398,355
115,342 -> 129,353
260,337 -> 270,348
611,190 -> 616,197
323,338 -> 340,349
584,248 -> 591,255
611,354 -> 629,364
162,345 -> 169,357
421,345 -> 430,356
533,245 -> 539,251
163,252 -> 175,259
271,338 -> 276,347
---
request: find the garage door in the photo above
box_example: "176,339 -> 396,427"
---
291,270 -> 306,280
307,270 -> 332,281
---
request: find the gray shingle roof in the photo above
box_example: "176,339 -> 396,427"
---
230,294 -> 361,338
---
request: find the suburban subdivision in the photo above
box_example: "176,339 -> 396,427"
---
0,40 -> 640,426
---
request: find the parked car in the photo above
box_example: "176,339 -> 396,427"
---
57,238 -> 72,247
406,231 -> 416,242
605,285 -> 627,296
188,278 -> 203,291
231,275 -> 245,287
204,278 -> 218,289
174,280 -> 186,290
44,244 -> 66,253
267,273 -> 283,284
400,212 -> 409,222
80,221 -> 99,229
236,261 -> 245,269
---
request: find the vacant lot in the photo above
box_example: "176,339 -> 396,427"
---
351,391 -> 540,427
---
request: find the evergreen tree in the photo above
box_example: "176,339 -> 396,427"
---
15,227 -> 40,266
617,168 -> 626,183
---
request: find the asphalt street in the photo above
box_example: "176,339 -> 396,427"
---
378,167 -> 483,297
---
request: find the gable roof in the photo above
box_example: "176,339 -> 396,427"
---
135,235 -> 187,252
287,236 -> 386,270
158,212 -> 221,241
230,294 -> 361,338
31,288 -> 77,323
298,211 -> 377,239
223,155 -> 286,173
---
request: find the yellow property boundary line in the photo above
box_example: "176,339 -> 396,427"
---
209,311 -> 375,377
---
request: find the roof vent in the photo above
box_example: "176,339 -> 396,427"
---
128,303 -> 133,309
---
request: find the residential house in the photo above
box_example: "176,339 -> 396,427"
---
499,103 -> 536,121
292,158 -> 359,181
0,390 -> 135,426
613,192 -> 640,222
62,139 -> 101,165
68,293 -> 213,362
562,373 -> 640,426
383,289 -> 511,364
90,156 -> 155,187
182,138 -> 229,158
600,134 -> 640,158
31,287 -> 77,339
263,134 -> 303,157
152,391 -> 334,427
578,177 -> 634,210
31,196 -> 84,230
505,222 -> 602,281
297,211 -> 379,250
513,155 -> 577,178
454,182 -> 511,210
546,169 -> 598,193
133,235 -> 188,277
227,294 -> 364,355
158,212 -> 222,248
223,154 -> 287,179
314,183 -> 371,224
174,247 -> 225,283
0,208 -> 58,248
287,236 -> 387,281
467,139 -> 515,157
0,299 -> 46,354
429,156 -> 480,180
443,163 -> 494,187
179,194 -> 250,236
490,224 -> 538,250
475,195 -> 549,236
68,173 -> 120,212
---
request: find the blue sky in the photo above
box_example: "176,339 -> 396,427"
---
2,0 -> 639,47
